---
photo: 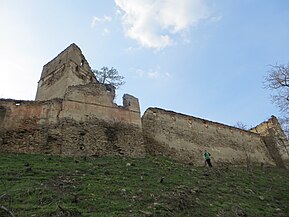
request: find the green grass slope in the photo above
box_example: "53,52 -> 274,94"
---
0,153 -> 289,217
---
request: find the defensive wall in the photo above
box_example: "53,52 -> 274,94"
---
1,43 -> 289,169
251,116 -> 289,168
0,94 -> 144,157
142,108 -> 277,167
0,44 -> 145,157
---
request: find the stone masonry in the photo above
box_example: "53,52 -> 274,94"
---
1,43 -> 289,169
0,44 -> 145,157
142,108 -> 276,167
251,116 -> 289,169
35,43 -> 97,101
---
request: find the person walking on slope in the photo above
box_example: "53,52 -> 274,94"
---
204,150 -> 212,167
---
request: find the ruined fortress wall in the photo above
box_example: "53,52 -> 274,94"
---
0,99 -> 61,129
251,116 -> 289,169
57,118 -> 145,157
0,99 -> 62,154
0,98 -> 145,157
4,43 -> 286,167
142,108 -> 275,166
59,84 -> 142,126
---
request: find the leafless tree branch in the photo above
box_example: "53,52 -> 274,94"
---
264,63 -> 289,137
264,63 -> 289,112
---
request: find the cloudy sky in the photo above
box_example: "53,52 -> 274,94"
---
1,0 -> 289,127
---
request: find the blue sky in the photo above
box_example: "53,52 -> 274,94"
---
0,0 -> 289,127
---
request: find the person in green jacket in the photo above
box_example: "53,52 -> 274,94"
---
204,150 -> 212,167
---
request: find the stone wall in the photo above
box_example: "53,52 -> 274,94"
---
0,117 -> 144,157
0,99 -> 61,129
251,116 -> 289,169
0,96 -> 145,157
1,43 -> 144,158
59,83 -> 142,126
2,43 -> 288,168
142,108 -> 275,167
35,44 -> 97,101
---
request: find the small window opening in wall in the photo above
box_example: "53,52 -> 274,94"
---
80,60 -> 84,67
106,86 -> 112,92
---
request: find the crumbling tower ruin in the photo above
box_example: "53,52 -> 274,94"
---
35,43 -> 97,101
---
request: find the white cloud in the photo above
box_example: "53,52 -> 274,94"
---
211,15 -> 222,22
115,0 -> 212,49
91,16 -> 102,28
91,15 -> 112,28
135,67 -> 171,80
104,16 -> 112,22
148,70 -> 160,79
124,46 -> 142,53
102,28 -> 111,35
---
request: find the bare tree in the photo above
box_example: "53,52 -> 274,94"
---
264,63 -> 289,137
234,121 -> 248,130
264,63 -> 289,113
93,67 -> 125,89
278,117 -> 289,137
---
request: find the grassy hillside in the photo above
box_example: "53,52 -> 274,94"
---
0,153 -> 289,217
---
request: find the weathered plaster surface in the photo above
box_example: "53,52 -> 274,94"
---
142,108 -> 275,167
0,99 -> 144,157
251,116 -> 289,169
